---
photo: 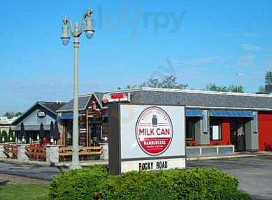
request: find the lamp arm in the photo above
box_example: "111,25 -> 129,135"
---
66,19 -> 74,35
80,9 -> 92,32
79,16 -> 85,33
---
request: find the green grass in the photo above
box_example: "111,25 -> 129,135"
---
0,184 -> 49,200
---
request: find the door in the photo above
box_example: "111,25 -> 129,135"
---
236,122 -> 246,151
230,120 -> 246,151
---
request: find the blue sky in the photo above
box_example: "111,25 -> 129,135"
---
0,0 -> 272,114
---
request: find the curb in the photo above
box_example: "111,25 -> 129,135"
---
0,158 -> 49,167
187,153 -> 257,161
0,158 -> 108,167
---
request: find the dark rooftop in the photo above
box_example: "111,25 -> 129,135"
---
39,101 -> 66,113
118,88 -> 272,111
57,92 -> 106,113
12,101 -> 67,125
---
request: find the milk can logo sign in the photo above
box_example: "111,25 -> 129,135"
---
135,107 -> 173,156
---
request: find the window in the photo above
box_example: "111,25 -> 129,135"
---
186,118 -> 198,140
210,118 -> 222,141
66,120 -> 73,145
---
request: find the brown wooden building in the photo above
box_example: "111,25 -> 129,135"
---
56,92 -> 108,147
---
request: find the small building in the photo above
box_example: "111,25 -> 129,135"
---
56,92 -> 107,147
12,101 -> 66,143
0,116 -> 17,132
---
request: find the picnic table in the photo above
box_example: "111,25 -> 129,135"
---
59,145 -> 103,162
25,144 -> 46,161
3,144 -> 18,159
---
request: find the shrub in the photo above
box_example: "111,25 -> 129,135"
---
49,165 -> 108,200
49,167 -> 251,200
1,130 -> 7,143
8,128 -> 15,142
105,168 -> 251,200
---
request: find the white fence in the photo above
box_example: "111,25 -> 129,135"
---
186,145 -> 235,157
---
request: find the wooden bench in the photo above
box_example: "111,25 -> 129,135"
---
59,145 -> 103,162
25,144 -> 46,161
3,144 -> 18,159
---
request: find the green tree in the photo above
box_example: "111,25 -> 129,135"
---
141,75 -> 187,89
228,85 -> 244,93
265,71 -> 272,85
206,84 -> 228,92
4,112 -> 14,118
0,130 -> 2,143
3,111 -> 23,118
1,130 -> 8,143
118,75 -> 187,90
15,112 -> 23,117
117,85 -> 138,90
259,85 -> 265,93
206,84 -> 244,93
258,71 -> 272,93
8,128 -> 15,142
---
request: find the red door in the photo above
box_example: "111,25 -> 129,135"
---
258,112 -> 272,151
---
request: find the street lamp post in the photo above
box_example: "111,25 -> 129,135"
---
61,9 -> 95,169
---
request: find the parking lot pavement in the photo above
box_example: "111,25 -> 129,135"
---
0,162 -> 61,181
187,155 -> 272,200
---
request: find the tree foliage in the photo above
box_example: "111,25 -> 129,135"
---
3,112 -> 23,118
8,128 -> 15,142
141,75 -> 187,89
206,84 -> 244,93
1,130 -> 8,143
265,71 -> 272,85
50,166 -> 251,200
118,75 -> 187,90
258,86 -> 265,93
117,85 -> 137,90
258,71 -> 272,93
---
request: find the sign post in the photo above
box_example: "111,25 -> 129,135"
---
109,103 -> 186,175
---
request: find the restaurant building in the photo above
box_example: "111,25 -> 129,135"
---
56,88 -> 272,153
103,88 -> 272,152
12,101 -> 66,143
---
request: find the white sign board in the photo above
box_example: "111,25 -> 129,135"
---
118,105 -> 186,173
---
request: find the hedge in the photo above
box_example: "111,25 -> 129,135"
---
49,165 -> 251,200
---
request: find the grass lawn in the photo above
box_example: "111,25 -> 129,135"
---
0,184 -> 49,200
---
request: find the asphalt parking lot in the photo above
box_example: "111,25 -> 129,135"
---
187,155 -> 272,200
0,162 -> 60,181
0,155 -> 271,200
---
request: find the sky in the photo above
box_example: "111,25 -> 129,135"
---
0,0 -> 272,114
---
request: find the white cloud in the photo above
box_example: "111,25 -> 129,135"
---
237,55 -> 255,67
241,44 -> 262,51
174,56 -> 224,66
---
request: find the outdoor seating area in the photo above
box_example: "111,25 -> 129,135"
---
0,142 -> 104,164
3,143 -> 17,159
59,145 -> 103,161
25,144 -> 46,161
